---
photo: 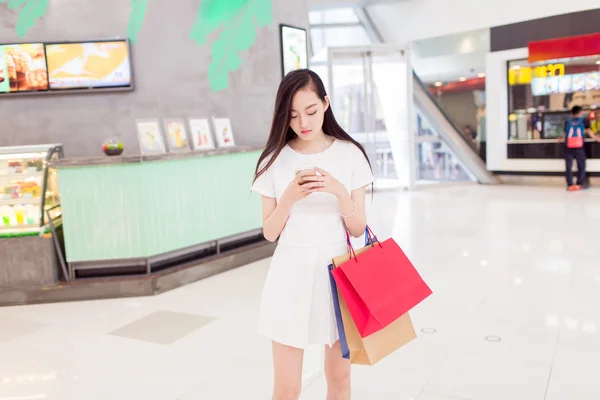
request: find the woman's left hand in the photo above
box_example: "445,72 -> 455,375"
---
301,167 -> 346,197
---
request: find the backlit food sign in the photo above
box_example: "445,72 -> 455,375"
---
508,63 -> 565,85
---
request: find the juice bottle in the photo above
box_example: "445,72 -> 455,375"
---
0,205 -> 12,226
24,204 -> 38,225
13,204 -> 24,225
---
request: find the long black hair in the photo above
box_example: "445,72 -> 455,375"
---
254,69 -> 371,182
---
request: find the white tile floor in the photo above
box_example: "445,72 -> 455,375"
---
1,185 -> 600,400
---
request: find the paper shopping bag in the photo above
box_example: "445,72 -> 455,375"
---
339,289 -> 416,365
332,227 -> 432,338
330,237 -> 416,365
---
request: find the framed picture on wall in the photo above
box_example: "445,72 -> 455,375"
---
135,119 -> 166,155
163,118 -> 190,152
212,117 -> 235,148
279,24 -> 308,77
188,118 -> 215,151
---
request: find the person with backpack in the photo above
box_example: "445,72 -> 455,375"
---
559,106 -> 598,191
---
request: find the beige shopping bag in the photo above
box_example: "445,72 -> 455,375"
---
333,244 -> 417,365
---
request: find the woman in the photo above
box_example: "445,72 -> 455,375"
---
252,69 -> 373,400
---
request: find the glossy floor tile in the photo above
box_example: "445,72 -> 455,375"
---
1,185 -> 600,399
0,316 -> 46,344
109,310 -> 216,345
417,393 -> 470,400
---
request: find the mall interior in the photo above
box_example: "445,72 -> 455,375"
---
1,0 -> 600,399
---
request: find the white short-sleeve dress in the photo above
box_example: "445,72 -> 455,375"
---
251,139 -> 374,349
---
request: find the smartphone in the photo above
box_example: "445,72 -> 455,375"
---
295,167 -> 318,185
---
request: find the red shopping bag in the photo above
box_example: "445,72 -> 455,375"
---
331,227 -> 432,338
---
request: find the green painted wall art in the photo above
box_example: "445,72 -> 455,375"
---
0,0 -> 274,91
0,0 -> 49,37
127,0 -> 149,43
190,0 -> 273,91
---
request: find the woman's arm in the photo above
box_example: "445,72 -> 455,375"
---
337,187 -> 368,238
260,196 -> 293,242
260,176 -> 313,242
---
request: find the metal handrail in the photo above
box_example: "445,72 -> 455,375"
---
46,206 -> 69,282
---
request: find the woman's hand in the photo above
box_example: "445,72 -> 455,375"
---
301,167 -> 346,197
279,175 -> 311,209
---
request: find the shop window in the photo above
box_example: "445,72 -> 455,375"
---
507,56 -> 600,142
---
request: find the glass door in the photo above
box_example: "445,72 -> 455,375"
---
327,45 -> 415,190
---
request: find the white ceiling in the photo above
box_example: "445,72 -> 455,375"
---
307,0 -> 410,11
411,29 -> 489,84
365,0 -> 600,43
412,53 -> 486,84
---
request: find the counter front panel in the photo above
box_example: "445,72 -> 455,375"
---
507,140 -> 600,159
57,150 -> 263,263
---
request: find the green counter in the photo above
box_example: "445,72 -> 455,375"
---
55,149 -> 263,263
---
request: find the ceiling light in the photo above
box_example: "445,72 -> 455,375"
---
545,314 -> 559,327
459,77 -> 467,82
514,277 -> 523,286
478,73 -> 486,78
512,65 -> 521,70
434,81 -> 443,87
582,322 -> 598,334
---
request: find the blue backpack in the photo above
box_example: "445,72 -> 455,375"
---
566,117 -> 585,149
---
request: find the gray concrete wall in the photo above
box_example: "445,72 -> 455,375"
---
0,236 -> 58,288
0,1 -> 308,157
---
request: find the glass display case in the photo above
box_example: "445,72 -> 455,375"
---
0,144 -> 63,238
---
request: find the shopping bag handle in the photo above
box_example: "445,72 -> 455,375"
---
345,225 -> 383,263
364,226 -> 379,246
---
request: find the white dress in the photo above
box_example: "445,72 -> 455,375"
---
251,139 -> 374,349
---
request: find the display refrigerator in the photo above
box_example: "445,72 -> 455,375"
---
0,144 -> 63,238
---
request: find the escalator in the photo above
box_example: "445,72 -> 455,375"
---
413,72 -> 499,185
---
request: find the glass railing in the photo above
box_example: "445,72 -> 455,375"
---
412,71 -> 481,152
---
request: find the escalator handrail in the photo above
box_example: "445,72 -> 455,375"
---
412,71 -> 479,151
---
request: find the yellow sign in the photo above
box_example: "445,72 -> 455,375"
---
509,63 -> 565,85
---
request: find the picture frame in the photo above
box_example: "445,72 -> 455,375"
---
188,118 -> 216,151
135,119 -> 166,155
212,117 -> 235,148
279,24 -> 309,77
163,118 -> 191,152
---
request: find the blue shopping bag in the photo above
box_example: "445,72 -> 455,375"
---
328,227 -> 373,359
329,263 -> 350,359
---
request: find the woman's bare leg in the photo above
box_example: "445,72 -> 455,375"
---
324,341 -> 351,400
272,341 -> 304,400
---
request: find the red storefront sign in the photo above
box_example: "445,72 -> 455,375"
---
528,33 -> 600,63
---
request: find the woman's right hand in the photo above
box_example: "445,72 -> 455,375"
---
279,175 -> 312,208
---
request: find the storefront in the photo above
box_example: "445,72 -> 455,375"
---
506,47 -> 600,159
0,145 -> 271,305
487,30 -> 600,174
